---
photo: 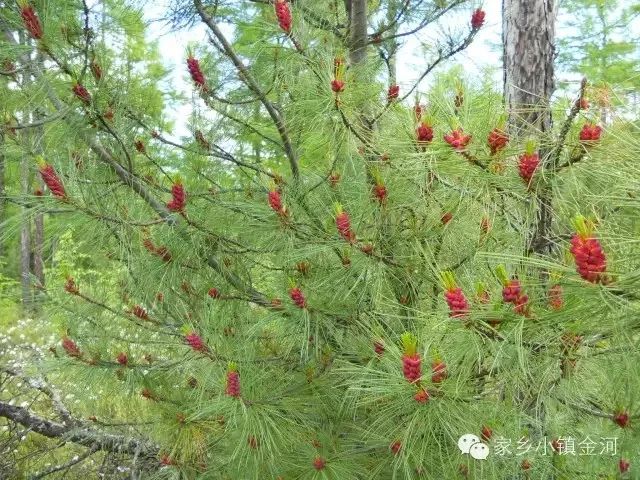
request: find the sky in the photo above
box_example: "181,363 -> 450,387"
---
137,0 -> 635,136
139,1 -> 505,136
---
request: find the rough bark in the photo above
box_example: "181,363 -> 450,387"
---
502,0 -> 556,134
19,151 -> 32,310
0,401 -> 159,458
348,0 -> 368,66
503,0 -> 558,256
0,131 -> 5,259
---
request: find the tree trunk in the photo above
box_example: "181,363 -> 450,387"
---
349,0 -> 368,66
20,153 -> 32,311
502,0 -> 556,134
0,131 -> 5,259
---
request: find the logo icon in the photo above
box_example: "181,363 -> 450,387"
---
458,434 -> 490,460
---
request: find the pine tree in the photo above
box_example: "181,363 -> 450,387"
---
1,1 -> 639,479
557,0 -> 640,114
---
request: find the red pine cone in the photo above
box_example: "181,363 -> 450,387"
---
39,163 -> 66,199
374,341 -> 385,356
268,189 -> 284,214
390,441 -> 401,455
487,128 -> 508,155
313,456 -> 326,471
116,352 -> 128,366
613,410 -> 629,428
441,212 -> 453,225
518,152 -> 540,185
513,293 -> 530,316
289,287 -> 307,308
187,56 -> 208,92
431,360 -> 448,383
248,435 -> 259,449
72,83 -> 91,104
90,61 -> 102,80
336,211 -> 355,242
579,122 -> 602,142
481,425 -> 493,442
331,79 -> 345,93
135,140 -> 146,154
185,332 -> 207,352
132,305 -> 149,320
21,5 -> 43,39
225,369 -> 241,397
444,287 -> 469,318
551,438 -> 564,453
570,234 -> 606,283
548,284 -> 563,310
416,122 -> 433,143
521,459 -> 532,470
481,216 -> 490,234
502,279 -> 522,303
64,277 -> 79,294
372,183 -> 387,204
414,388 -> 430,403
444,128 -> 471,150
62,337 -> 81,358
414,103 -> 424,121
471,8 -> 486,30
167,182 -> 186,212
402,354 -> 422,383
329,172 -> 340,187
274,0 -> 292,33
208,287 -> 220,299
387,84 -> 400,102
619,458 -> 630,474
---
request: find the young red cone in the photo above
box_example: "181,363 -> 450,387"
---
416,121 -> 433,143
441,271 -> 469,318
21,4 -> 43,40
62,337 -> 81,358
579,122 -> 602,142
274,0 -> 292,33
387,84 -> 400,102
116,352 -> 128,366
335,204 -> 355,243
167,179 -> 186,212
72,83 -> 91,104
38,159 -> 66,199
487,128 -> 508,155
185,332 -> 207,352
444,128 -> 471,150
90,61 -> 102,81
619,458 -> 630,473
471,8 -> 486,30
64,277 -> 79,294
225,363 -> 241,398
331,79 -> 345,93
548,284 -> 563,310
431,360 -> 448,383
313,456 -> 326,470
289,286 -> 307,309
414,388 -> 430,403
613,410 -> 629,428
187,55 -> 208,92
401,333 -> 421,383
518,141 -> 540,186
570,216 -> 607,283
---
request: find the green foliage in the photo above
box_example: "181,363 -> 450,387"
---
1,1 -> 639,479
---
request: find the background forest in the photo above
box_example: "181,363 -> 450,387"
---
1,0 -> 640,479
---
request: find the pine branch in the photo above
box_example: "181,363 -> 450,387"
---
29,446 -> 98,480
194,0 -> 301,179
0,401 -> 159,459
2,367 -> 75,427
